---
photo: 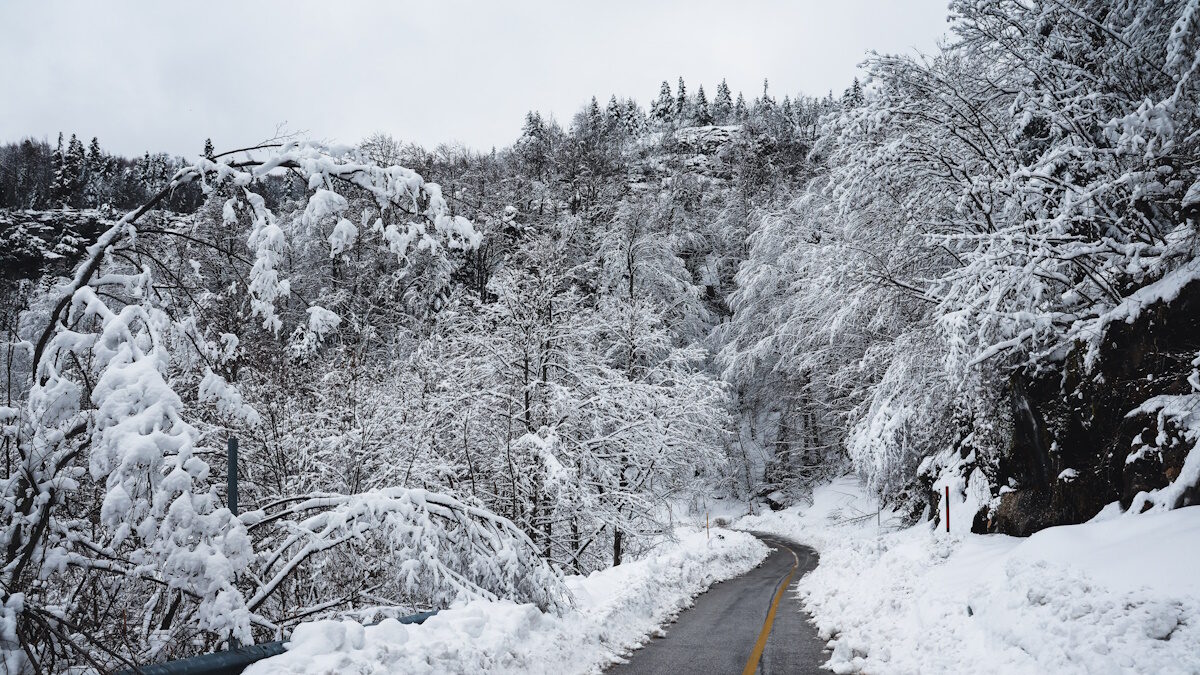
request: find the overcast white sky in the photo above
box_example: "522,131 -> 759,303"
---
0,1 -> 949,158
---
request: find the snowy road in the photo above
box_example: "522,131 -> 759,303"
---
607,533 -> 830,674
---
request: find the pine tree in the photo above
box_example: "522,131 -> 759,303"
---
713,79 -> 734,123
87,137 -> 102,170
694,85 -> 712,126
844,77 -> 864,107
675,77 -> 688,121
651,80 -> 674,125
49,132 -> 67,204
623,99 -> 645,136
606,95 -> 623,131
519,111 -> 550,177
204,137 -> 215,160
138,151 -> 151,183
522,111 -> 544,139
58,133 -> 86,206
758,78 -> 776,113
65,134 -> 85,177
734,92 -> 748,121
588,96 -> 604,131
85,136 -> 104,208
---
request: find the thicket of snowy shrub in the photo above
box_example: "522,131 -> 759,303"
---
0,144 -> 573,671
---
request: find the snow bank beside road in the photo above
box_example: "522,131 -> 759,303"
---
245,527 -> 767,675
741,478 -> 1200,674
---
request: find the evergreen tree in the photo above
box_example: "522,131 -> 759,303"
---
87,136 -> 102,171
694,85 -> 712,126
204,137 -> 215,160
57,133 -> 87,206
651,80 -> 674,125
713,79 -> 734,123
65,134 -> 85,189
757,78 -> 776,114
623,99 -> 645,136
522,111 -> 544,139
49,132 -> 66,204
85,136 -> 104,207
734,92 -> 748,121
137,151 -> 151,183
844,77 -> 864,107
675,77 -> 688,120
587,96 -> 604,131
606,95 -> 623,130
519,111 -> 551,177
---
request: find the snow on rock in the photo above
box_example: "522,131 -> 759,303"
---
741,478 -> 1200,674
1183,178 -> 1200,209
245,527 -> 767,675
672,125 -> 741,154
1125,381 -> 1200,513
1070,258 -> 1200,370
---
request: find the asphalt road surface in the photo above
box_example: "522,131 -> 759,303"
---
607,533 -> 830,675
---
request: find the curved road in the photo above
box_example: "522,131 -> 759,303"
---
607,533 -> 830,675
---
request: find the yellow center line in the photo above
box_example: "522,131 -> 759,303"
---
742,541 -> 800,675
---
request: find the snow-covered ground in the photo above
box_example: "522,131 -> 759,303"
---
244,527 -> 768,675
741,477 -> 1200,674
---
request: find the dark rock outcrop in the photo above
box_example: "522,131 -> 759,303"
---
982,277 -> 1200,535
0,208 -> 112,280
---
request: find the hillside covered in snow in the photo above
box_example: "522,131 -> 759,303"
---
2,0 -> 1200,672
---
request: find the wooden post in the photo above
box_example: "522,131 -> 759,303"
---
945,485 -> 950,533
706,510 -> 710,539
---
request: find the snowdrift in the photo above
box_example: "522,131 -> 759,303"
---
742,478 -> 1200,674
245,527 -> 768,674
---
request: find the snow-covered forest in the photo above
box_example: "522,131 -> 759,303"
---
3,0 -> 1200,672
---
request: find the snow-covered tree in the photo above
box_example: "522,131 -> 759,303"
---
651,80 -> 675,126
675,77 -> 689,121
0,142 -> 580,671
713,79 -> 734,123
606,95 -> 623,131
694,85 -> 712,126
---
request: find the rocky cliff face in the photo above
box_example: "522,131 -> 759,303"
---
0,208 -> 112,281
982,278 -> 1200,535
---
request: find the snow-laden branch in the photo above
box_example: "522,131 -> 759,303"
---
245,488 -> 571,617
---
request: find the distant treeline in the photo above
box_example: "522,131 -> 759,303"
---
0,133 -> 206,212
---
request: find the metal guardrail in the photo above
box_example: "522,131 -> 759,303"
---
116,611 -> 438,675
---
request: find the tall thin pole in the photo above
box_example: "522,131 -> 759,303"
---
227,435 -> 239,650
227,436 -> 239,517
